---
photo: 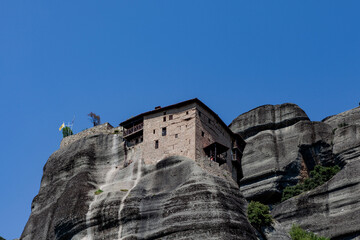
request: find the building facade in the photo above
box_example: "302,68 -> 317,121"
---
120,99 -> 245,183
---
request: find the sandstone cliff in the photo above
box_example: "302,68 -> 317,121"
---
21,104 -> 360,240
229,103 -> 335,204
271,107 -> 360,240
21,133 -> 257,239
230,104 -> 360,239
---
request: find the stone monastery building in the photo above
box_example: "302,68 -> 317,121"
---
120,98 -> 246,183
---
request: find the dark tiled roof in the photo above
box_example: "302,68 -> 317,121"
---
119,98 -> 241,139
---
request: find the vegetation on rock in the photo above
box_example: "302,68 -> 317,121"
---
88,112 -> 101,126
247,201 -> 272,230
62,126 -> 73,138
0,236 -> 5,240
94,189 -> 103,195
290,224 -> 329,240
282,165 -> 340,202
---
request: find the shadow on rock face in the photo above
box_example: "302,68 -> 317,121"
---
21,134 -> 257,240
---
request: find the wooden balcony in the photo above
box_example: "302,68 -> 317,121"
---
123,122 -> 144,137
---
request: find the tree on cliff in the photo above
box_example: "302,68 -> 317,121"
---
88,112 -> 101,126
62,126 -> 73,138
247,201 -> 272,230
0,236 -> 6,240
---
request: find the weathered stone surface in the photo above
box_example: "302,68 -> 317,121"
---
254,221 -> 291,240
322,106 -> 360,129
60,122 -> 122,148
271,159 -> 360,240
271,106 -> 360,240
230,104 -> 334,203
229,103 -> 309,139
323,107 -> 360,165
21,133 -> 256,240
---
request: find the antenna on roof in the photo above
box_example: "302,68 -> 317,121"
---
70,115 -> 75,130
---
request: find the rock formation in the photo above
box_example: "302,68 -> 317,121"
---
21,103 -> 360,240
229,103 -> 335,204
21,133 -> 256,239
271,107 -> 360,240
230,104 -> 360,239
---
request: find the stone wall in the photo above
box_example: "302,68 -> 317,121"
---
194,104 -> 238,182
60,123 -> 122,148
142,103 -> 197,164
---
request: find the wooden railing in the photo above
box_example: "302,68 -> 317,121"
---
123,123 -> 144,137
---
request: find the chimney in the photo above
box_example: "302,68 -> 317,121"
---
155,106 -> 161,110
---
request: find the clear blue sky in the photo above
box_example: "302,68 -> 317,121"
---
0,1 -> 359,239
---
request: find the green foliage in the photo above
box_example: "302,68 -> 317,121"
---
282,165 -> 340,201
0,236 -> 5,240
62,126 -> 73,138
247,201 -> 272,230
290,224 -> 329,240
114,129 -> 120,134
94,189 -> 103,195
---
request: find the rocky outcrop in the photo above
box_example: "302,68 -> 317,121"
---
254,221 -> 291,240
21,133 -> 256,239
60,122 -> 121,148
271,107 -> 360,239
229,103 -> 309,139
229,103 -> 334,204
271,158 -> 360,239
323,107 -> 360,165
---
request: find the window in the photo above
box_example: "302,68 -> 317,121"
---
163,112 -> 166,115
201,131 -> 205,137
175,134 -> 178,138
163,116 -> 166,122
140,137 -> 143,142
162,127 -> 167,136
135,138 -> 138,144
169,115 -> 173,120
153,129 -> 156,134
199,111 -> 202,117
186,111 -> 189,115
155,140 -> 159,149
208,118 -> 211,124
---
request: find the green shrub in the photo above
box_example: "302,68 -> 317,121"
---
247,201 -> 272,230
290,224 -> 329,240
0,236 -> 5,240
282,165 -> 340,201
62,126 -> 73,138
94,189 -> 103,195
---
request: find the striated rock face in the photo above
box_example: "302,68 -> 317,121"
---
254,221 -> 291,240
229,103 -> 309,139
231,104 -> 360,239
21,133 -> 256,240
229,103 -> 334,204
271,107 -> 360,239
271,158 -> 360,239
323,107 -> 360,165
